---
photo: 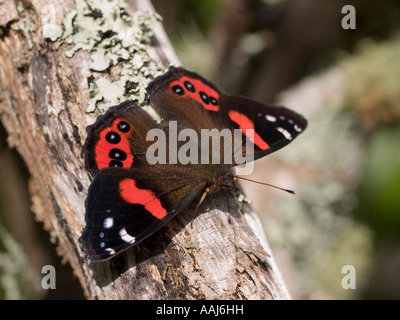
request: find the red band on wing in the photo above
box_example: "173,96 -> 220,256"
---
228,110 -> 270,150
119,178 -> 167,219
95,119 -> 134,170
169,76 -> 220,112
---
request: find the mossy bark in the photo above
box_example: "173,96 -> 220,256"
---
0,0 -> 289,299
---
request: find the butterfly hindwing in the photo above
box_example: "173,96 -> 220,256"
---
84,101 -> 159,174
147,67 -> 226,134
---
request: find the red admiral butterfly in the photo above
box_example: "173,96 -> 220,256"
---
80,67 -> 307,261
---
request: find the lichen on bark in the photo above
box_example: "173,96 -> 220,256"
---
43,0 -> 164,113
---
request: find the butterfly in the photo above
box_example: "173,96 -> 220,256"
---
80,67 -> 307,261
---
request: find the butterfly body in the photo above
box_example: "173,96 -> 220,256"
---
80,67 -> 307,261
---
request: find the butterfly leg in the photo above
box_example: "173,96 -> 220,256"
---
190,187 -> 210,227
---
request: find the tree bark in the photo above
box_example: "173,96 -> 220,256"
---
0,0 -> 289,299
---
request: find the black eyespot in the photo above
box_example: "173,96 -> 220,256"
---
184,81 -> 195,92
105,131 -> 121,144
109,148 -> 127,161
117,121 -> 130,133
199,91 -> 209,104
210,97 -> 218,106
172,85 -> 184,96
109,160 -> 123,167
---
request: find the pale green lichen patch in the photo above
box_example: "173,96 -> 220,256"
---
16,3 -> 25,13
0,226 -> 43,299
43,0 -> 164,112
42,23 -> 63,41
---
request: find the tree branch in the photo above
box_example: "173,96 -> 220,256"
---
0,0 -> 289,299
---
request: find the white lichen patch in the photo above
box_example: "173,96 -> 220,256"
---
42,23 -> 63,41
43,0 -> 164,112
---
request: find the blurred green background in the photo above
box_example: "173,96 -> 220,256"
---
1,0 -> 400,299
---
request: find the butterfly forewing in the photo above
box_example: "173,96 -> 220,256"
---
80,166 -> 207,261
147,67 -> 308,165
218,94 -> 308,163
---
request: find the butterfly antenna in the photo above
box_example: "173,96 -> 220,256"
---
234,176 -> 296,194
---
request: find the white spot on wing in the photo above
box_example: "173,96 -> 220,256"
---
106,248 -> 116,255
266,115 -> 276,122
294,124 -> 302,132
277,127 -> 292,140
103,217 -> 114,229
120,227 -> 136,244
